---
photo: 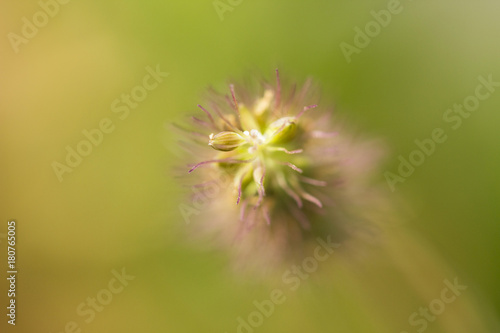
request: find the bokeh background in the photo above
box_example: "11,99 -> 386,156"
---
1,0 -> 499,332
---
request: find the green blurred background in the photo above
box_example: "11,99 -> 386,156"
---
1,0 -> 499,332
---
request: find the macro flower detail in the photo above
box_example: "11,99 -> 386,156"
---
208,131 -> 246,151
178,70 -> 384,270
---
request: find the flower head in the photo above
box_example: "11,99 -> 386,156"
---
177,70 -> 385,272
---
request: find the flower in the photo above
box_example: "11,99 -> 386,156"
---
177,70 -> 385,272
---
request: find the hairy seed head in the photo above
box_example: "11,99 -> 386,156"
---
177,70 -> 385,272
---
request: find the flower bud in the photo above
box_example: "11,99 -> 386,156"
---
208,131 -> 246,151
265,117 -> 297,144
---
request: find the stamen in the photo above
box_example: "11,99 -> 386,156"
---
191,116 -> 213,129
239,199 -> 247,221
250,129 -> 265,143
230,84 -> 239,111
227,86 -> 242,129
278,174 -> 303,208
210,102 -> 242,133
294,181 -> 324,207
269,147 -> 303,154
197,104 -> 217,129
188,157 -> 252,173
300,192 -> 323,208
281,162 -> 303,174
299,176 -> 327,187
296,104 -> 318,119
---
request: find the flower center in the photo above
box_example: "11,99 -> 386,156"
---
244,129 -> 266,147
